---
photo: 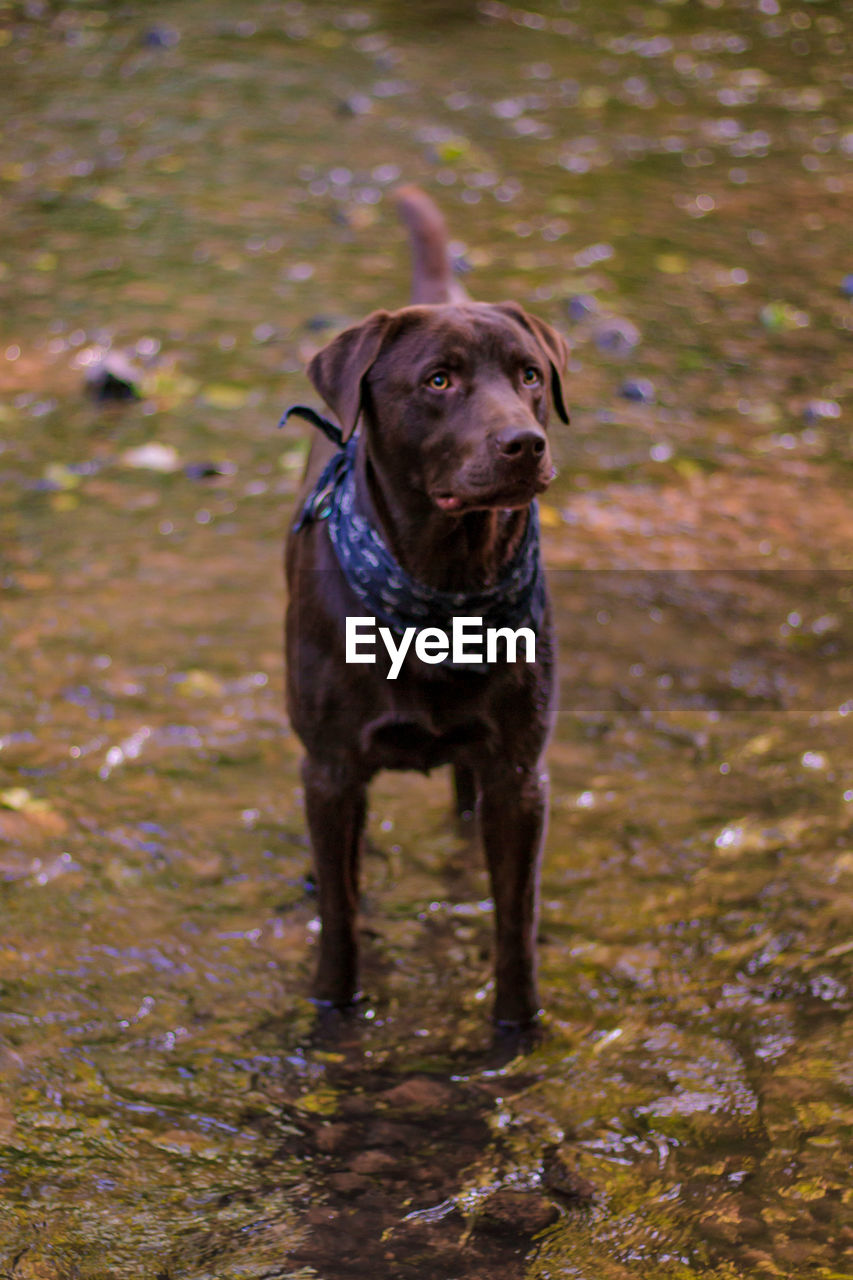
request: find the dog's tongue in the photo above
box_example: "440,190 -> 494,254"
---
435,494 -> 463,512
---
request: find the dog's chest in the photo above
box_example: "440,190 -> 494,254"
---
359,673 -> 500,771
360,713 -> 490,773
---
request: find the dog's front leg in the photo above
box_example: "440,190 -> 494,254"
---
302,756 -> 367,1006
479,763 -> 547,1026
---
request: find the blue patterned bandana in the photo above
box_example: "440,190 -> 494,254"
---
285,406 -> 546,645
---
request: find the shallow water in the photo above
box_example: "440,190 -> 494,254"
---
1,1 -> 851,1277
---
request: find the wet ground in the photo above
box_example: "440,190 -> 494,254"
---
1,1 -> 852,1277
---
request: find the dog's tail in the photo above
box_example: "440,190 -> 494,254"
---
395,184 -> 468,306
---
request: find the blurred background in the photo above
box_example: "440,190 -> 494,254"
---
1,1 -> 851,1277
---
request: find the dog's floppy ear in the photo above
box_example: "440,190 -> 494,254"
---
495,302 -> 570,425
307,310 -> 394,441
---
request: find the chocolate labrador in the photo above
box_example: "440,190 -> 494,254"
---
284,186 -> 569,1026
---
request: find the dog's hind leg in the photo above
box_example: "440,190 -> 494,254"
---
453,762 -> 477,825
302,756 -> 367,1006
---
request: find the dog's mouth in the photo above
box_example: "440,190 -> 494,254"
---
434,493 -> 465,512
432,468 -> 554,514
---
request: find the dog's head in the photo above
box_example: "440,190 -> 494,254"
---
307,302 -> 569,513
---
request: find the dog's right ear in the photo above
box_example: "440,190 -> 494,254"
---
307,310 -> 394,441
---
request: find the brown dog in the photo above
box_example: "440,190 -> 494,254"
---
285,187 -> 569,1026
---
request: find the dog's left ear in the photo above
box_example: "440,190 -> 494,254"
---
495,302 -> 570,424
307,310 -> 394,440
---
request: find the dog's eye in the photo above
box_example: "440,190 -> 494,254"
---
521,367 -> 541,387
427,372 -> 450,390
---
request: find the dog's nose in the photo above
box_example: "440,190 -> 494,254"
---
495,426 -> 547,463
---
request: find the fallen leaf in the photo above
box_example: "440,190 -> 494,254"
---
202,384 -> 250,410
174,669 -> 225,698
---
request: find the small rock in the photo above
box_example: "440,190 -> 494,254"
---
803,398 -> 841,423
373,52 -> 398,73
0,1095 -> 16,1140
337,94 -> 373,117
143,26 -> 180,48
121,442 -> 180,472
365,1120 -> 421,1148
35,189 -> 63,210
183,852 -> 224,882
564,294 -> 597,322
184,461 -> 234,480
85,351 -> 142,401
541,1148 -> 597,1202
760,300 -> 810,331
620,377 -> 655,404
477,1190 -> 559,1236
593,317 -> 641,356
774,1239 -> 821,1266
349,1149 -> 398,1175
740,1249 -> 777,1269
314,1123 -> 351,1154
339,1093 -> 374,1118
8,1254 -> 62,1280
305,1206 -> 339,1226
305,314 -> 336,332
0,1041 -> 25,1076
327,1171 -> 369,1196
450,250 -> 474,276
380,1076 -> 455,1110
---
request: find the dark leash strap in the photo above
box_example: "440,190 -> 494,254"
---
281,402 -> 353,530
279,403 -> 344,448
